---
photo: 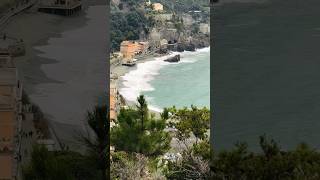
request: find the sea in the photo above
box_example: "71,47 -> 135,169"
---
213,0 -> 320,151
120,47 -> 210,112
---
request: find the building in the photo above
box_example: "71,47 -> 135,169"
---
160,39 -> 168,49
120,41 -> 149,60
152,3 -> 163,12
120,41 -> 137,60
40,0 -> 81,7
137,42 -> 149,54
199,23 -> 210,34
149,28 -> 161,49
39,0 -> 82,16
0,51 -> 22,180
110,83 -> 118,127
145,0 -> 151,6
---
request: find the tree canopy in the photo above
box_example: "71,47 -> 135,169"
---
111,95 -> 171,156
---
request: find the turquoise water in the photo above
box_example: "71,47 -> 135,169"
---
120,47 -> 210,112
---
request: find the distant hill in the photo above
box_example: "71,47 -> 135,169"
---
111,0 -> 210,13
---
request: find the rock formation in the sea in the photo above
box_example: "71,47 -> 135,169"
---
164,55 -> 180,62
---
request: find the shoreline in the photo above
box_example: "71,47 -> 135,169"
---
111,47 -> 210,113
2,1 -> 107,151
111,47 -> 210,153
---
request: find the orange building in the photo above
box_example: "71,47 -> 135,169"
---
152,3 -> 163,11
120,41 -> 138,60
0,52 -> 22,180
120,41 -> 149,60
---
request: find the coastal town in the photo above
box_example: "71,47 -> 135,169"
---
110,0 -> 210,127
0,0 -> 210,179
110,0 -> 210,178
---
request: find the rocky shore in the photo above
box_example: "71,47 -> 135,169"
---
111,45 -> 210,112
177,34 -> 210,52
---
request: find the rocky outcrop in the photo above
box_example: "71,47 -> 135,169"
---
164,55 -> 180,62
174,38 -> 207,52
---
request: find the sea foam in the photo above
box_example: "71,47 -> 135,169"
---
119,47 -> 210,112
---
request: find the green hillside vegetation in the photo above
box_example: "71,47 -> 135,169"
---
110,10 -> 149,51
110,0 -> 210,51
156,0 -> 210,13
210,135 -> 320,179
111,95 -> 171,156
111,95 -> 211,179
167,134 -> 320,179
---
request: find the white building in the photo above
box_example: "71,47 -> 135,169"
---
199,23 -> 210,34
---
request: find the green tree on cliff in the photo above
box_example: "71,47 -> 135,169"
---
111,95 -> 171,156
82,105 -> 109,180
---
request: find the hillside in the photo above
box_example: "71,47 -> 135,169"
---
156,0 -> 210,13
110,0 -> 210,51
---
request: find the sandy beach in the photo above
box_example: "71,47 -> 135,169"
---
2,0 -> 107,151
112,48 -> 210,109
111,52 -> 172,109
111,50 -> 211,153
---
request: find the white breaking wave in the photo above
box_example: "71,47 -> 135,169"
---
119,47 -> 210,112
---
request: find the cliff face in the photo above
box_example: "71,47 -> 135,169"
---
149,10 -> 210,51
111,0 -> 210,51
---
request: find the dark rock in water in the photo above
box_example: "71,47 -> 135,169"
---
164,55 -> 180,62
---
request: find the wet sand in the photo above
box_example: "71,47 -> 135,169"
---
3,0 -> 107,150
